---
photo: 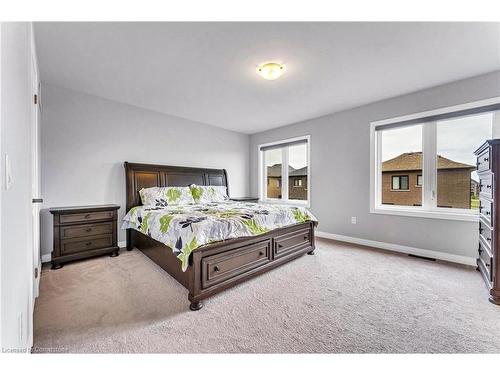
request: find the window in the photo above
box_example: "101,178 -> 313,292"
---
416,175 -> 423,187
391,175 -> 409,190
259,136 -> 310,205
436,114 -> 492,210
264,148 -> 282,199
371,98 -> 500,221
380,124 -> 422,206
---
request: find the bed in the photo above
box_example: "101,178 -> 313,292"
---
124,162 -> 317,310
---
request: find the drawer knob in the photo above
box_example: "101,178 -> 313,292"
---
213,266 -> 220,272
86,242 -> 92,246
486,263 -> 490,268
484,157 -> 489,162
487,185 -> 492,189
303,235 -> 309,240
85,214 -> 91,219
259,251 -> 264,256
278,244 -> 283,248
486,211 -> 491,215
86,228 -> 92,232
487,237 -> 492,242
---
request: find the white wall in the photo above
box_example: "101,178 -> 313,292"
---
250,70 -> 500,260
1,22 -> 35,350
40,84 -> 250,257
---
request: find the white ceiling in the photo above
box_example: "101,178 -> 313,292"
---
34,22 -> 500,134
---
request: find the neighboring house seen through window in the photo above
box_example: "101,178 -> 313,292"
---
260,136 -> 310,205
392,175 -> 409,190
371,101 -> 499,221
416,175 -> 422,187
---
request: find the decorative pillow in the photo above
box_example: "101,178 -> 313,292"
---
139,186 -> 195,207
189,184 -> 229,204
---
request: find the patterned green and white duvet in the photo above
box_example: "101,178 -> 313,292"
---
122,202 -> 317,271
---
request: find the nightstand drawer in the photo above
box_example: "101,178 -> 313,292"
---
60,222 -> 113,239
60,210 -> 114,224
61,234 -> 113,255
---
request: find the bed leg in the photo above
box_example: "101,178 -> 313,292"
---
189,301 -> 203,311
126,229 -> 133,251
307,249 -> 315,255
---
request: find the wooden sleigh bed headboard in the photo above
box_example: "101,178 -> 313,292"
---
124,162 -> 229,211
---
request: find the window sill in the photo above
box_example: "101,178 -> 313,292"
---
260,199 -> 310,208
371,206 -> 479,222
390,189 -> 410,192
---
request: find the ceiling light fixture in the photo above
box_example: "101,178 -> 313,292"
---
256,62 -> 286,80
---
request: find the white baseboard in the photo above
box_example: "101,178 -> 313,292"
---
118,241 -> 127,248
315,231 -> 477,267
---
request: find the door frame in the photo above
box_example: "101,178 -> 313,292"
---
30,24 -> 41,301
27,21 -> 40,349
0,22 -> 3,351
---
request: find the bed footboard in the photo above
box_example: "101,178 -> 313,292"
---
131,222 -> 315,310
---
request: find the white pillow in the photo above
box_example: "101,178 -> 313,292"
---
189,185 -> 228,204
139,186 -> 195,206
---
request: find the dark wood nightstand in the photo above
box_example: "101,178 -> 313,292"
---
230,197 -> 259,203
49,204 -> 120,269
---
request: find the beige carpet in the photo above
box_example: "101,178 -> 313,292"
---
33,238 -> 500,353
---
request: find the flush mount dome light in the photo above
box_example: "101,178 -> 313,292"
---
256,62 -> 286,80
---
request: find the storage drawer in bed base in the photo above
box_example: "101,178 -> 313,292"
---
201,239 -> 272,289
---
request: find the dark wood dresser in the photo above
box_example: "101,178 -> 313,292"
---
475,140 -> 500,305
49,205 -> 120,269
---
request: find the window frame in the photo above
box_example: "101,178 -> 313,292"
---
370,97 -> 500,222
258,135 -> 311,207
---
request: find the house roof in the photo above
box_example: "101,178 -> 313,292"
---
267,164 -> 308,177
267,164 -> 284,177
290,167 -> 308,177
382,152 -> 475,172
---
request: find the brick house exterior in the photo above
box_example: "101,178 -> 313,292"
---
289,167 -> 308,200
266,164 -> 283,199
382,152 -> 475,208
266,164 -> 308,200
471,179 -> 479,197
